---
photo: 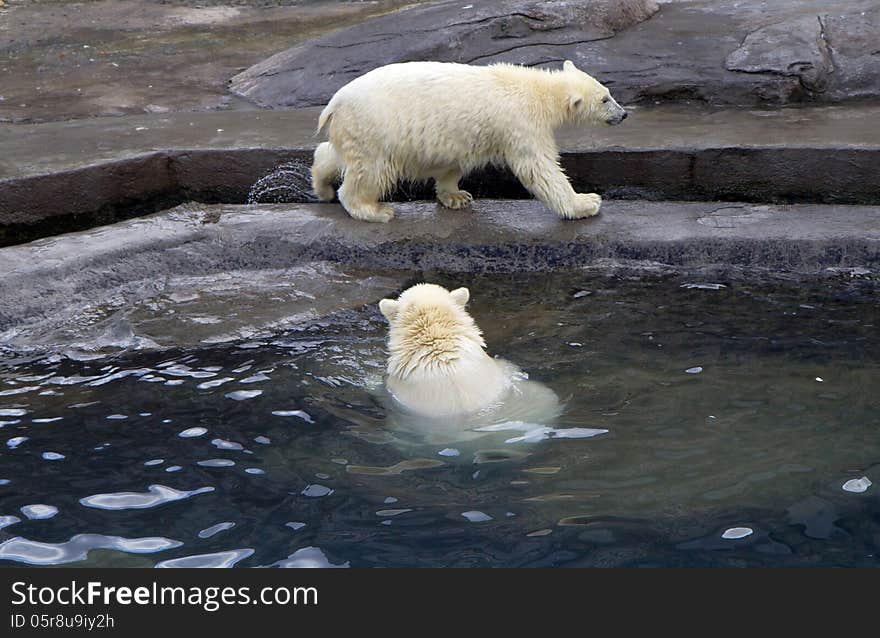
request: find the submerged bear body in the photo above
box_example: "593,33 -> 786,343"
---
378,283 -> 560,425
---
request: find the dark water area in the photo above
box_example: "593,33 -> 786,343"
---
1,272 -> 878,567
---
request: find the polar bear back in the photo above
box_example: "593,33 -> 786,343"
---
323,61 -> 559,177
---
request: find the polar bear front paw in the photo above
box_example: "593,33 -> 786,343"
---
568,193 -> 602,219
437,189 -> 474,210
363,203 -> 395,223
347,202 -> 395,223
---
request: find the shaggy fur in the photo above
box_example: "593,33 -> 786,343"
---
379,283 -> 509,417
312,60 -> 627,222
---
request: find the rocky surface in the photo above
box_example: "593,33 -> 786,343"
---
230,0 -> 661,107
231,0 -> 880,108
0,0 -> 419,123
2,199 -> 878,356
3,105 -> 880,245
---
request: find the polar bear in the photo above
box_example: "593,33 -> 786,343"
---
311,60 -> 627,222
378,283 -> 560,424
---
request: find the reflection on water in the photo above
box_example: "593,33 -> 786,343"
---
155,548 -> 254,569
80,485 -> 215,511
0,535 -> 182,566
0,272 -> 878,567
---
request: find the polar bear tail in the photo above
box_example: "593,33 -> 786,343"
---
316,100 -> 336,136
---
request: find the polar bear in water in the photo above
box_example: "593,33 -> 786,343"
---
312,60 -> 627,222
378,284 -> 561,445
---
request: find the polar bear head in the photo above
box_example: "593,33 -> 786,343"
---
379,283 -> 485,378
561,60 -> 627,126
379,283 -> 471,324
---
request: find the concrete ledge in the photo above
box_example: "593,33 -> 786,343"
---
2,199 -> 878,336
2,106 -> 880,246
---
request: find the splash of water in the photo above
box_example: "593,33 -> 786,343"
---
247,160 -> 318,204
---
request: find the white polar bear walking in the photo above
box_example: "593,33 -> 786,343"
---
379,283 -> 559,421
311,60 -> 627,222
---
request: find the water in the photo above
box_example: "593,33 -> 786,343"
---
246,159 -> 425,205
0,271 -> 878,567
247,161 -> 317,204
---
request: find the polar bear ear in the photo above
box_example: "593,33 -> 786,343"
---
450,287 -> 470,307
563,60 -> 577,72
379,298 -> 400,320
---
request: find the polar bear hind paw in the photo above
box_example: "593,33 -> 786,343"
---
437,189 -> 474,210
314,182 -> 337,202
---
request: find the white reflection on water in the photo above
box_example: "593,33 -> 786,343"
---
271,410 -> 313,422
21,504 -> 58,520
226,390 -> 262,401
155,548 -> 254,568
268,546 -> 349,568
0,534 -> 182,565
198,522 -> 235,539
178,427 -> 207,438
462,511 -> 492,522
842,477 -> 872,493
197,459 -> 235,468
80,484 -> 215,510
0,515 -> 21,529
211,438 -> 244,451
474,421 -> 608,443
301,484 -> 333,498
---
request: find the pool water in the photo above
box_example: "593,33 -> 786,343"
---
1,271 -> 878,567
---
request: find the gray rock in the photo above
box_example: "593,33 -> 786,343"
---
725,8 -> 880,104
725,15 -> 833,97
230,0 -> 880,108
229,0 -> 660,108
2,199 -> 879,355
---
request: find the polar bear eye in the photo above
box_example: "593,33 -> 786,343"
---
602,96 -> 610,104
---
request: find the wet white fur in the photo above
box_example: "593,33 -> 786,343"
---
312,60 -> 626,222
379,283 -> 510,417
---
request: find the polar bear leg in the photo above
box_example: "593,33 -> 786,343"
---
311,142 -> 343,201
337,162 -> 395,223
510,154 -> 602,219
435,170 -> 473,210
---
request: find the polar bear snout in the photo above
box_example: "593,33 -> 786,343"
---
607,110 -> 628,125
603,98 -> 628,125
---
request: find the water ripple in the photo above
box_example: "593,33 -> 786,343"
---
842,477 -> 872,493
462,511 -> 493,522
474,422 -> 608,443
155,548 -> 253,568
226,390 -> 262,401
211,439 -> 243,451
197,459 -> 235,468
0,386 -> 40,396
6,437 -> 28,449
271,410 -> 314,423
0,515 -> 21,530
268,546 -> 349,568
178,427 -> 207,438
0,534 -> 182,566
21,504 -> 58,520
80,484 -> 215,510
301,484 -> 333,498
198,522 -> 235,539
